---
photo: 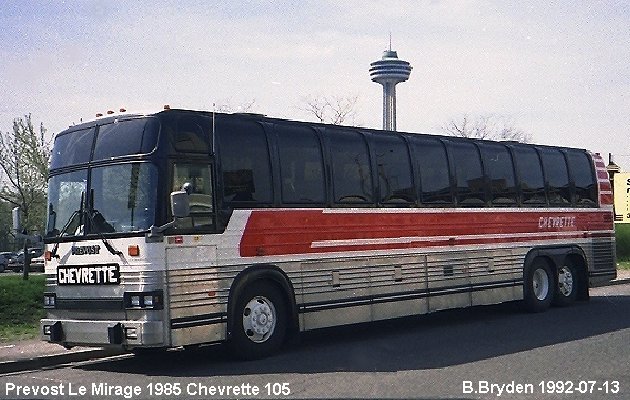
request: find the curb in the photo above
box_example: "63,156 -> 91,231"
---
0,348 -> 126,374
597,277 -> 630,287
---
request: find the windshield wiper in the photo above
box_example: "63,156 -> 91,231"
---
86,190 -> 123,257
86,210 -> 122,256
49,191 -> 124,258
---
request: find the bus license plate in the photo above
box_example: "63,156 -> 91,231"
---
57,265 -> 120,285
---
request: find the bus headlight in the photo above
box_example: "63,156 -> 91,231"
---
124,327 -> 138,340
124,290 -> 163,310
43,293 -> 56,308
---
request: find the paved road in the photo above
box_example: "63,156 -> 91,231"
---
1,283 -> 629,400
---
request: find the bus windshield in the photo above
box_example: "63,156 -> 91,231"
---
46,163 -> 158,238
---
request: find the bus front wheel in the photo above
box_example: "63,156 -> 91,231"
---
230,281 -> 287,360
523,260 -> 554,313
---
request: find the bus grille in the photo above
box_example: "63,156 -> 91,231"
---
591,240 -> 615,270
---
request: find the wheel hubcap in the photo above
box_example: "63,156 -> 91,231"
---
558,266 -> 574,297
532,268 -> 550,301
242,296 -> 276,343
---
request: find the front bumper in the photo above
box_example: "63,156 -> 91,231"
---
41,318 -> 164,349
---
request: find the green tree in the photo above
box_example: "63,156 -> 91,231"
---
0,199 -> 14,250
0,115 -> 51,237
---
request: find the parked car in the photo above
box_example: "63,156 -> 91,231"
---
0,252 -> 18,273
30,254 -> 45,272
8,251 -> 24,272
8,248 -> 44,272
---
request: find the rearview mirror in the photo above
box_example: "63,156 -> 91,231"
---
170,190 -> 190,219
147,186 -> 193,241
47,204 -> 56,234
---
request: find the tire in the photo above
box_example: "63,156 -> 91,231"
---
0,263 -> 4,273
553,262 -> 578,307
230,281 -> 287,360
523,260 -> 554,313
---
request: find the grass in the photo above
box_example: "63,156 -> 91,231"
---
618,261 -> 630,270
615,223 -> 630,262
0,274 -> 46,342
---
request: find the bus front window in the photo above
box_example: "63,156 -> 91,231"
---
46,163 -> 158,238
46,171 -> 87,237
90,163 -> 158,234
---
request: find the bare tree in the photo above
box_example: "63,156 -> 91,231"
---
300,95 -> 359,125
441,114 -> 531,143
212,98 -> 257,113
0,114 -> 51,235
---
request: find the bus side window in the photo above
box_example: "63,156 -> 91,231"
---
172,163 -> 214,229
275,125 -> 325,204
370,134 -> 415,205
411,137 -> 453,205
448,141 -> 486,206
162,113 -> 210,154
173,118 -> 209,153
328,129 -> 373,204
539,148 -> 571,206
566,150 -> 597,207
479,142 -> 517,206
512,146 -> 546,206
217,120 -> 272,205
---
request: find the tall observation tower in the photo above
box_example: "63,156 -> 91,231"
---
369,46 -> 412,131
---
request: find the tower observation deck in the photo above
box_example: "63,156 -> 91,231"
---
369,49 -> 412,131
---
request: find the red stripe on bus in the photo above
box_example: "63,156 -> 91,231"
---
600,194 -> 613,205
597,170 -> 610,180
239,210 -> 613,257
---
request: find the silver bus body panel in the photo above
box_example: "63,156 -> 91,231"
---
41,207 -> 616,349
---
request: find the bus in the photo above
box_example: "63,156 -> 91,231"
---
37,107 -> 616,359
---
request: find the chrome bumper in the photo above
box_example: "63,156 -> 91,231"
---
41,318 -> 164,348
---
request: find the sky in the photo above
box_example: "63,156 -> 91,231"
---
1,1 -> 629,169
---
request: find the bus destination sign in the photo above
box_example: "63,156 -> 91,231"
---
57,265 -> 120,285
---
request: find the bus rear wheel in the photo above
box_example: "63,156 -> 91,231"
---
523,260 -> 554,313
553,262 -> 578,306
230,281 -> 287,360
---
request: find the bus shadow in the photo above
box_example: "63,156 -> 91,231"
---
80,292 -> 630,376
